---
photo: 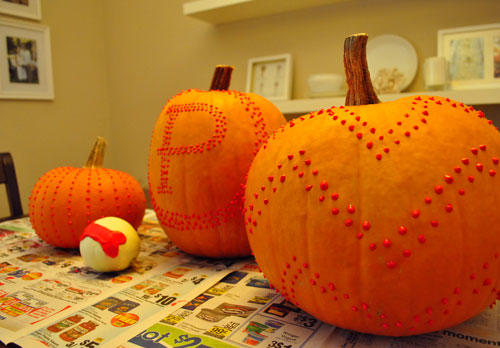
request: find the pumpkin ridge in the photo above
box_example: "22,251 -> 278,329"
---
103,168 -> 119,218
342,107 -> 366,317
111,169 -> 134,223
85,169 -> 94,228
68,167 -> 85,247
198,148 -> 222,256
243,94 -> 275,152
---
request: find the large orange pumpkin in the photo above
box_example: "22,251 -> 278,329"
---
148,65 -> 286,258
244,34 -> 500,336
29,137 -> 146,248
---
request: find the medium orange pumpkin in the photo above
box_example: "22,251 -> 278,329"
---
244,34 -> 500,336
29,137 -> 146,248
148,65 -> 286,258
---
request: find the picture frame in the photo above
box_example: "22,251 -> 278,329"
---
0,18 -> 54,100
246,54 -> 292,101
0,0 -> 41,20
438,22 -> 500,90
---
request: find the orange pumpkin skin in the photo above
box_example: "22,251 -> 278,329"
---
29,166 -> 146,248
244,95 -> 500,336
148,88 -> 286,258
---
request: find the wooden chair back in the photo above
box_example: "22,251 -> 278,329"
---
0,152 -> 23,222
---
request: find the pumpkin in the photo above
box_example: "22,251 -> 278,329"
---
148,65 -> 286,258
244,34 -> 500,336
29,137 -> 146,248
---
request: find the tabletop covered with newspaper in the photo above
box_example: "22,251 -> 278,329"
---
0,210 -> 499,348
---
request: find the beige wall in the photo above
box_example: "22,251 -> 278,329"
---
0,0 -> 111,217
1,0 -> 500,216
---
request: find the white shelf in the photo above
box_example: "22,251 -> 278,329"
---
183,0 -> 350,24
274,88 -> 500,115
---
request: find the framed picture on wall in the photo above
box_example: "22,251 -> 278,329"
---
0,0 -> 41,20
0,18 -> 54,100
438,22 -> 500,90
246,54 -> 292,101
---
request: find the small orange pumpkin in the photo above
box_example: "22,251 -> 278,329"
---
244,34 -> 500,336
29,137 -> 146,248
148,65 -> 286,258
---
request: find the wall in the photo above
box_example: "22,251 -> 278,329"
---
1,0 -> 500,216
0,0 -> 112,217
104,0 -> 500,191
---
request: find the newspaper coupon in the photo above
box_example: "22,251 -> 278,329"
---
0,213 -> 189,343
15,260 -> 239,348
118,265 -> 334,348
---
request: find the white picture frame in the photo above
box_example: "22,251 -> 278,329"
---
0,0 -> 41,20
246,54 -> 292,101
0,18 -> 54,100
438,22 -> 500,90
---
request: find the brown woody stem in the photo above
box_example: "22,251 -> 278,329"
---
84,136 -> 107,168
344,33 -> 380,106
209,65 -> 234,90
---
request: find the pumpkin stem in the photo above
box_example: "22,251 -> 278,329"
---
344,33 -> 380,106
209,65 -> 234,91
84,136 -> 107,169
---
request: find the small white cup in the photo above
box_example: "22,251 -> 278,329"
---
424,57 -> 449,90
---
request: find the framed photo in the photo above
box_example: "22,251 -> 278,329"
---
246,54 -> 292,101
0,18 -> 54,100
438,23 -> 500,90
0,0 -> 41,20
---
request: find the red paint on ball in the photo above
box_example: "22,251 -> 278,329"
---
80,222 -> 127,258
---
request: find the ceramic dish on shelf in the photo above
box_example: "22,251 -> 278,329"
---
307,73 -> 344,93
305,89 -> 347,98
366,34 -> 418,93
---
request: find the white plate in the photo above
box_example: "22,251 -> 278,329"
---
366,34 -> 418,93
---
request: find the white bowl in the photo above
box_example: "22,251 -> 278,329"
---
307,73 -> 344,93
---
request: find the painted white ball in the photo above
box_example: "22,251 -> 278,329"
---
79,216 -> 140,272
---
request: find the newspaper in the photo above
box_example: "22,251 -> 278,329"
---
0,211 -> 187,342
319,306 -> 500,347
0,211 -> 333,348
116,264 -> 334,348
1,211 -> 500,348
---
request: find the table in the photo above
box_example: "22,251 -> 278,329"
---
0,211 -> 333,348
1,212 -> 499,348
